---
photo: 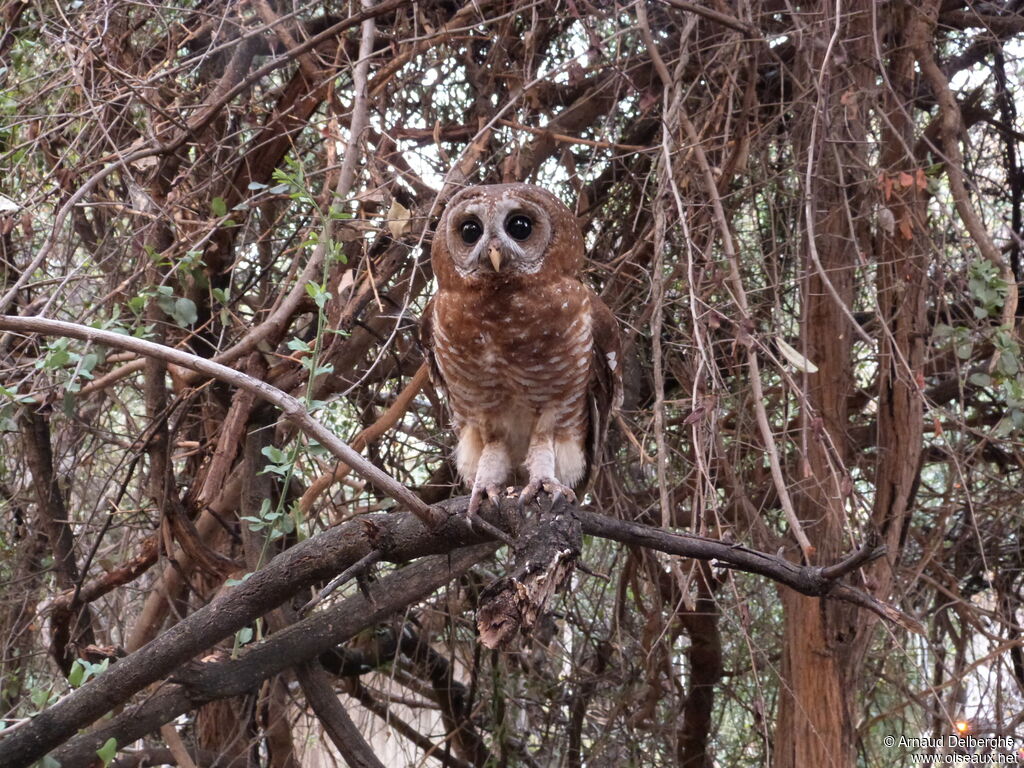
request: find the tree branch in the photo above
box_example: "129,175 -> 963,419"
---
0,488 -> 922,766
0,314 -> 437,525
46,545 -> 496,768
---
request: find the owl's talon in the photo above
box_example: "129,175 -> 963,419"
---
487,486 -> 503,508
545,482 -> 576,512
518,480 -> 541,511
465,483 -> 514,545
519,479 -> 576,513
466,484 -> 484,520
547,486 -> 565,511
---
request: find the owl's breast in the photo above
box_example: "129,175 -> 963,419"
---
431,279 -> 593,422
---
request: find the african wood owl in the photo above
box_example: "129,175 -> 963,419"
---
420,183 -> 622,519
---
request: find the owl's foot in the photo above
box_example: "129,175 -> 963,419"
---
518,478 -> 577,513
465,482 -> 514,545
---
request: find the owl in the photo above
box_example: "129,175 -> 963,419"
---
420,183 -> 622,521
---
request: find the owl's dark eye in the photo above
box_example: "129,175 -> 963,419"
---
460,219 -> 483,244
505,214 -> 532,240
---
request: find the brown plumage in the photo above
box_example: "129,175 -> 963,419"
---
420,183 -> 622,517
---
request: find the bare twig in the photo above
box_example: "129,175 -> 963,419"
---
299,363 -> 429,514
912,1 -> 1019,331
676,111 -> 815,560
301,549 -> 383,614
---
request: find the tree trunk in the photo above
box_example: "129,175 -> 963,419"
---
774,2 -> 874,765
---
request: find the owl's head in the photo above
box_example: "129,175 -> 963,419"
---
432,183 -> 583,286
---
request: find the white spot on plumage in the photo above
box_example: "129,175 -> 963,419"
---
563,389 -> 587,405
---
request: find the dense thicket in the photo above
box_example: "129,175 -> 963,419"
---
1,1 -> 1023,766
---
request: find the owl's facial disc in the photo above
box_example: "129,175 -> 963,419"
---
443,190 -> 554,279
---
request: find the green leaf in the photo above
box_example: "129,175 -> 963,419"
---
0,385 -> 34,403
955,339 -> 973,360
305,281 -> 331,309
329,242 -> 348,264
260,464 -> 291,476
158,294 -> 198,327
67,660 -> 85,688
211,196 -> 227,217
173,297 -> 198,326
968,372 -> 991,387
31,686 -> 55,709
300,358 -> 334,377
261,445 -> 287,464
96,738 -> 117,767
79,352 -> 98,378
41,341 -> 71,370
998,355 -> 1020,376
292,508 -> 308,542
236,626 -> 254,645
304,437 -> 328,454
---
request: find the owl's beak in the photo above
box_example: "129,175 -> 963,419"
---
487,245 -> 503,272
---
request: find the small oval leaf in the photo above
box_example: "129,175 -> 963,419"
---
776,338 -> 819,374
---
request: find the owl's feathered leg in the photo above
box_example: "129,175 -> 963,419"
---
451,427 -> 513,541
466,438 -> 509,524
519,430 -> 577,511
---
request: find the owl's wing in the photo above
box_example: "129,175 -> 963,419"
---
418,297 -> 447,396
583,290 -> 623,491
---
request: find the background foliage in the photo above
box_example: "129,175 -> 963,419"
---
1,0 -> 1023,766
